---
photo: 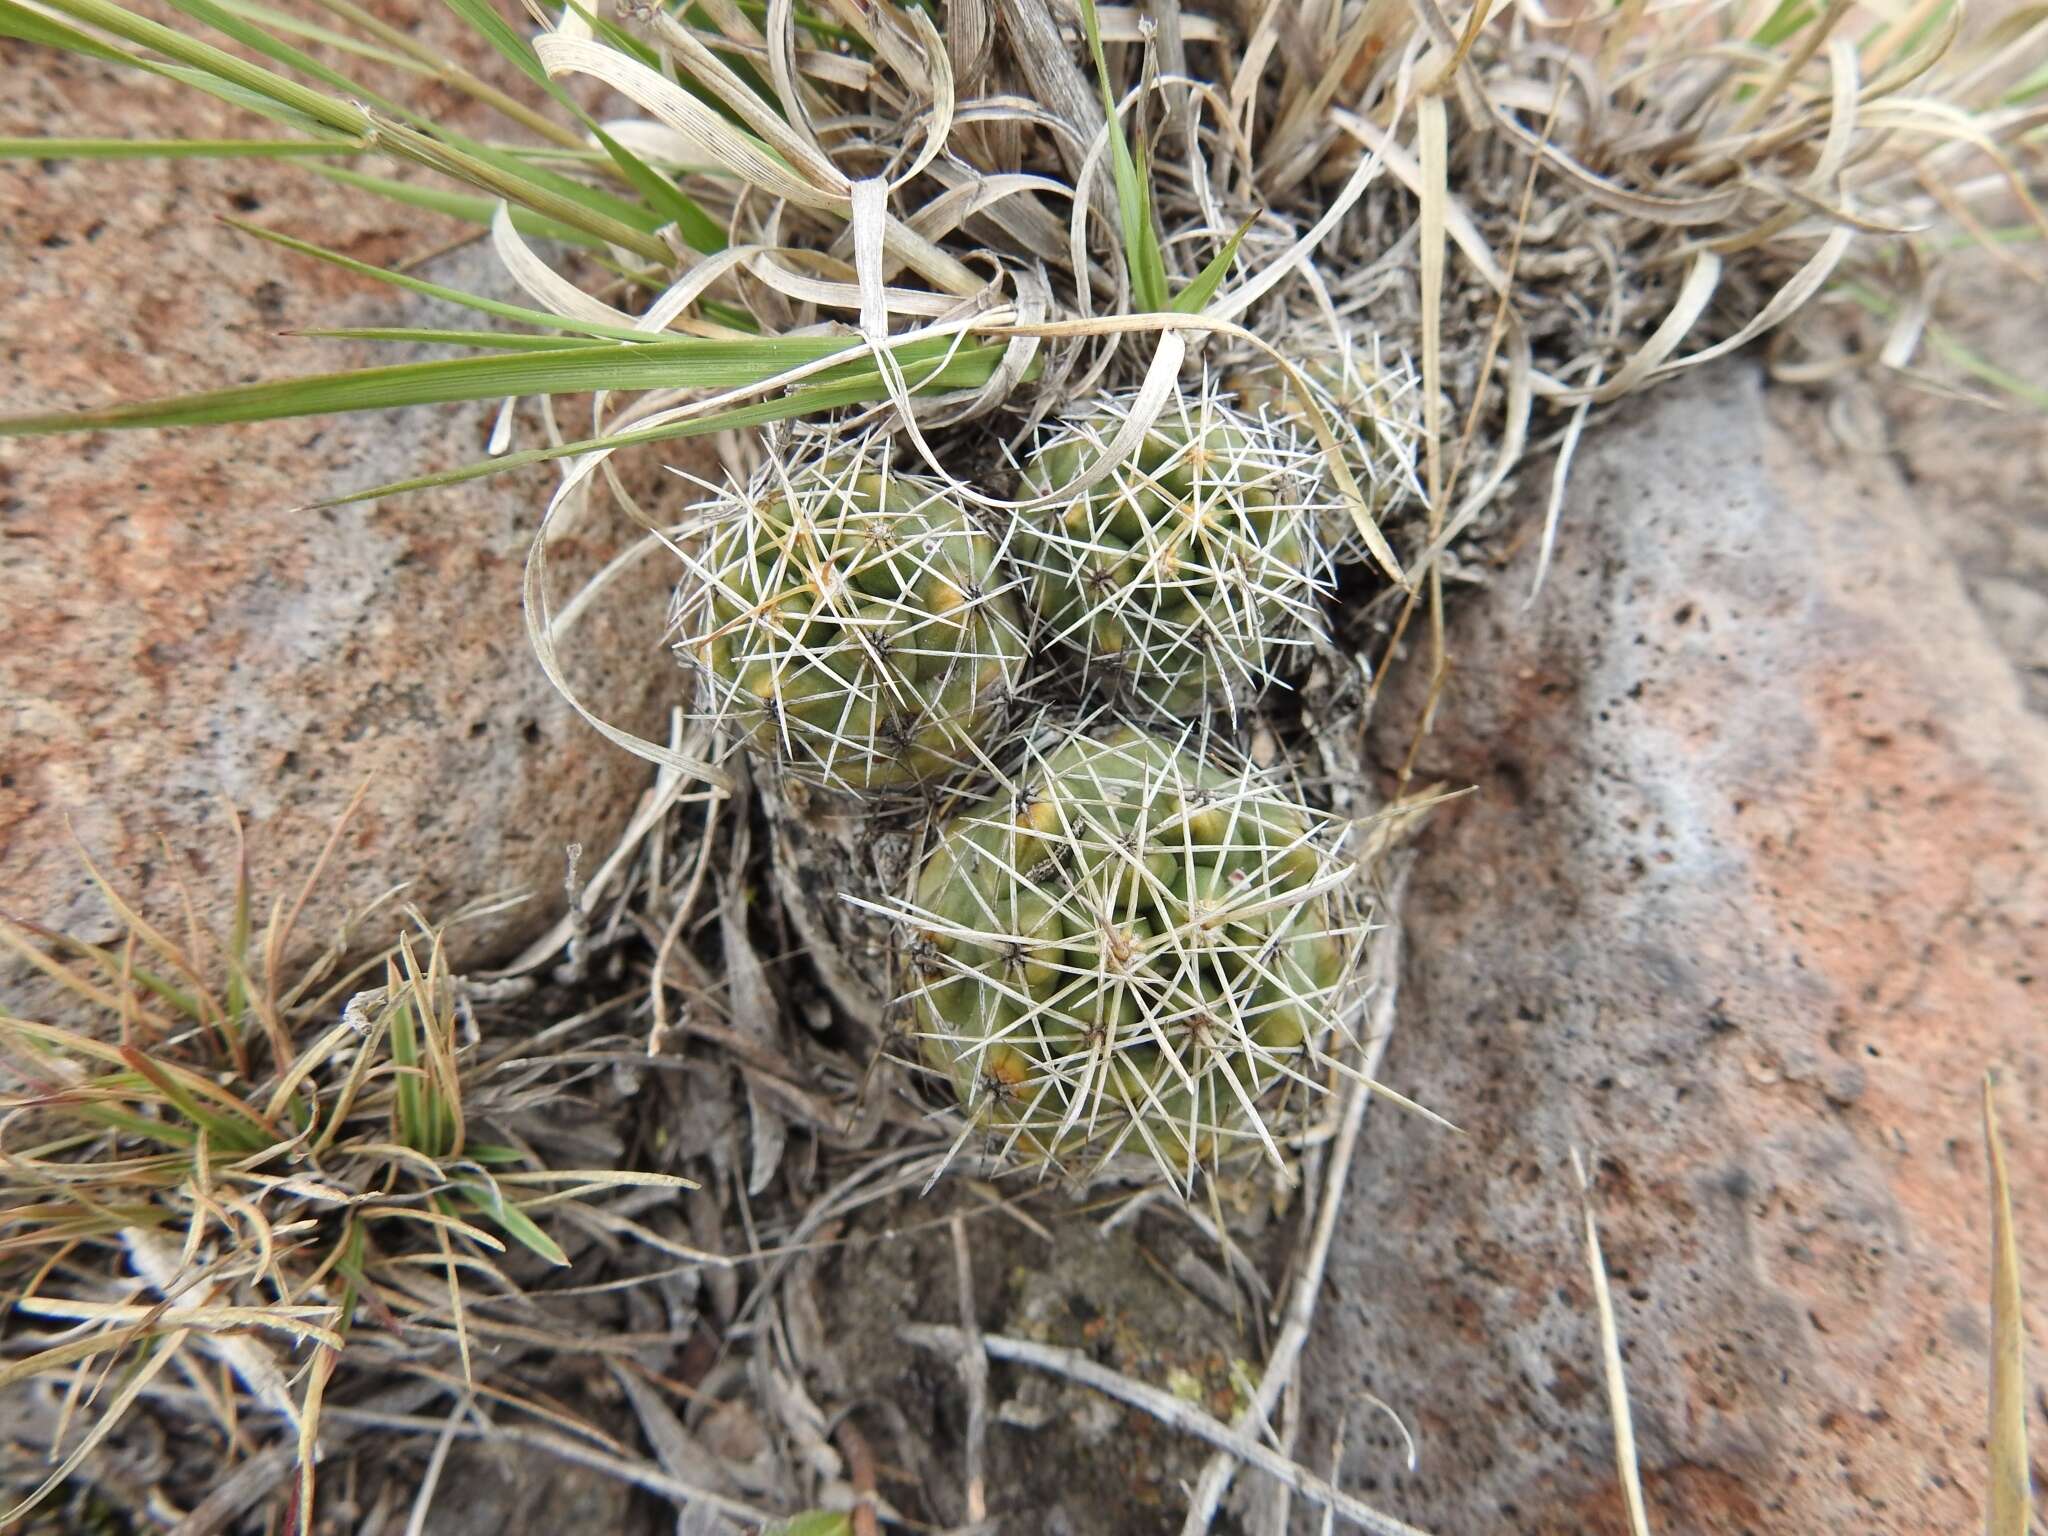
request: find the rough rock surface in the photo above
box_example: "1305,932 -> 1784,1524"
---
1301,363 -> 2047,1533
0,29 -> 706,983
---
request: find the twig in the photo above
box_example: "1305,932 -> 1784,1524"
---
834,1418 -> 882,1536
951,1215 -> 990,1524
900,1326 -> 1438,1536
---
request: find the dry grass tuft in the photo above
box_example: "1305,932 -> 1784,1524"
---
0,795 -> 691,1529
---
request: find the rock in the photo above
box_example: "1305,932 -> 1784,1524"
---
1300,363 -> 2047,1533
0,28 -> 707,986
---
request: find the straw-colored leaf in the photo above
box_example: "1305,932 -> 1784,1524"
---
1574,1148 -> 1652,1536
1984,1071 -> 2030,1536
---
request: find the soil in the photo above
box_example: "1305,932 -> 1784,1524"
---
815,1182 -> 1276,1536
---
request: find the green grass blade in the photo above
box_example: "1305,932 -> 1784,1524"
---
1844,283 -> 2048,409
0,0 -> 348,138
1750,0 -> 1816,45
387,997 -> 425,1152
0,917 -> 207,1020
1171,214 -> 1256,314
1075,0 -> 1167,311
0,0 -> 133,63
300,340 -> 1020,505
456,1183 -> 569,1266
67,1103 -> 201,1148
154,0 -> 409,117
28,0 -> 371,136
0,334 -> 987,435
151,63 -> 355,137
369,118 -> 673,263
562,0 -> 660,65
0,136 -> 352,159
589,120 -> 727,254
727,0 -> 863,48
218,219 -> 655,341
224,847 -> 252,1034
435,0 -> 722,251
439,0 -> 550,91
290,326 -> 595,351
306,162 -> 603,247
775,1514 -> 853,1536
116,1047 -> 272,1153
455,137 -> 673,235
209,0 -> 423,72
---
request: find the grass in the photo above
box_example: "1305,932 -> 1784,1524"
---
0,795 -> 691,1527
1,0 -> 2030,518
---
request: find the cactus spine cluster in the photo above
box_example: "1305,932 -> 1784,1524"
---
1224,343 -> 1423,562
1014,390 -> 1334,721
896,722 -> 1362,1182
672,437 -> 1028,794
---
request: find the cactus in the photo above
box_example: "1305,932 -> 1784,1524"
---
672,435 -> 1029,794
1013,390 -> 1334,721
1223,340 -> 1423,563
894,721 -> 1365,1185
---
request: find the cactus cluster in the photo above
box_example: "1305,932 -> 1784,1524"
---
1014,390 -> 1334,720
671,440 -> 1028,794
668,393 -> 1389,1188
894,723 -> 1362,1182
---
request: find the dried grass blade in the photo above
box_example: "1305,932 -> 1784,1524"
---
1527,364 -> 1600,606
1573,1148 -> 1651,1536
534,32 -> 835,209
1589,252 -> 1722,401
1983,1072 -> 2030,1536
1417,90 -> 1448,519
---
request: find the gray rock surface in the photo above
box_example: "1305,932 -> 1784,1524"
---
1301,362 -> 2047,1533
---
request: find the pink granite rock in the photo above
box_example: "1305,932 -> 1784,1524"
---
0,28 -> 699,983
1302,362 -> 2046,1533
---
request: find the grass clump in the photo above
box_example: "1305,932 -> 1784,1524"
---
0,803 -> 688,1527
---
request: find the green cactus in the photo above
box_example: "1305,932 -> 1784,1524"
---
894,721 -> 1364,1185
1223,341 -> 1423,562
1013,390 -> 1334,721
673,437 -> 1029,794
